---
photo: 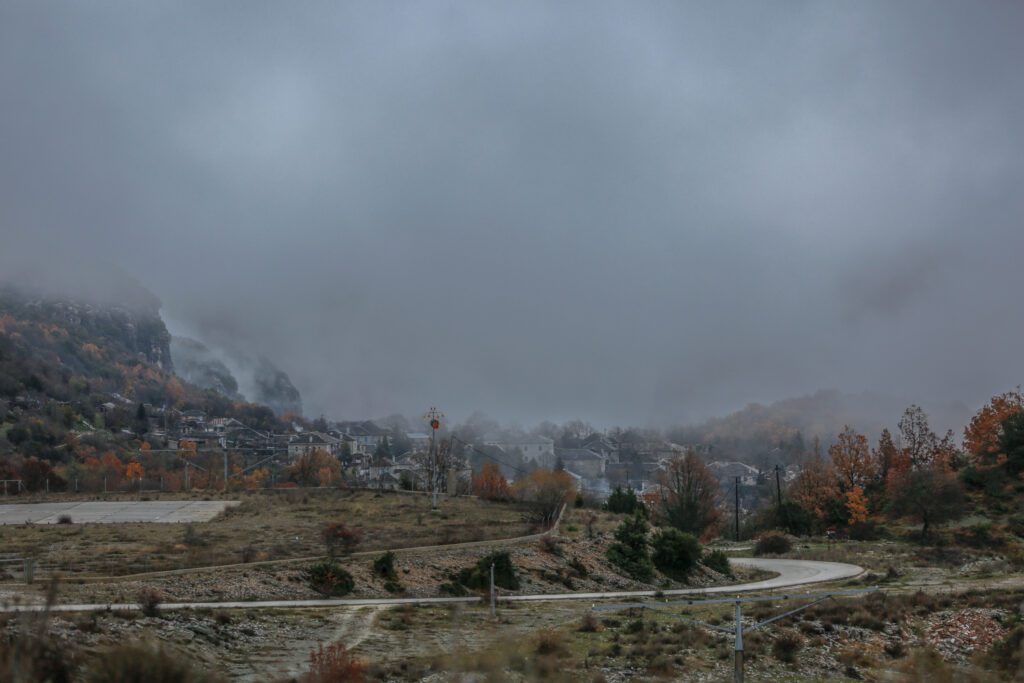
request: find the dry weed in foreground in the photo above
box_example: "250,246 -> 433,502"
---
304,642 -> 367,683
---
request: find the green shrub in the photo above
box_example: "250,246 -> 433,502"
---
372,551 -> 398,581
457,551 -> 519,591
960,466 -> 1009,499
307,561 -> 355,596
703,549 -> 732,576
606,487 -> 645,516
182,524 -> 208,547
568,556 -> 588,577
439,581 -> 468,596
607,512 -> 653,582
1008,514 -> 1024,538
753,531 -> 792,556
651,528 -> 701,580
848,521 -> 881,541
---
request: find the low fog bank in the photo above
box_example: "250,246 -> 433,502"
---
2,3 -> 1022,425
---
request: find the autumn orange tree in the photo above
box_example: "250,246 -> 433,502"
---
125,461 -> 145,482
963,388 -> 1024,467
789,442 -> 841,530
472,462 -> 511,501
845,486 -> 869,526
828,426 -> 875,493
513,468 -> 576,526
99,451 -> 125,489
289,448 -> 341,487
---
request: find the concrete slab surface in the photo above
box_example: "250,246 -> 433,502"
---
0,500 -> 239,525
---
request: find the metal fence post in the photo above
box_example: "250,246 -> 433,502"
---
734,600 -> 744,683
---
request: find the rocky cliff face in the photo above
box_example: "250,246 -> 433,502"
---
0,281 -> 303,418
168,336 -> 302,416
0,285 -> 174,373
252,357 -> 303,417
40,299 -> 174,372
169,336 -> 241,399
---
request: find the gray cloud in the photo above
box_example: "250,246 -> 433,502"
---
2,2 -> 1022,426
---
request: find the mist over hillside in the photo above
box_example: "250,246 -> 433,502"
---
666,389 -> 973,465
3,3 -> 1022,424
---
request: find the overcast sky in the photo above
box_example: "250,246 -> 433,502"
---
2,2 -> 1022,426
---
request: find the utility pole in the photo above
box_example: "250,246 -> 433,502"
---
774,464 -> 782,511
490,562 -> 496,618
424,407 -> 444,511
734,476 -> 740,542
223,451 -> 229,493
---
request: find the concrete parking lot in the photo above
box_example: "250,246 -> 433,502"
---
0,500 -> 239,525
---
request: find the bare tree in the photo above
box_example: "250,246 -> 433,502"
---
653,450 -> 722,541
898,405 -> 956,469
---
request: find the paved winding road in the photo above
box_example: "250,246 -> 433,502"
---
0,557 -> 863,613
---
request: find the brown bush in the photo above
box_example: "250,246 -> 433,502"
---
322,522 -> 362,557
753,531 -> 792,556
535,630 -> 567,656
304,642 -> 367,683
137,586 -> 163,618
539,535 -> 562,555
772,629 -> 803,663
578,611 -> 602,633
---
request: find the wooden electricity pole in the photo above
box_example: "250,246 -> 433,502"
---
734,476 -> 740,541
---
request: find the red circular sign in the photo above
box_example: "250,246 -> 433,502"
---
430,419 -> 440,430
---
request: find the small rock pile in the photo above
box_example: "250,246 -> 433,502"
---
921,608 -> 1007,663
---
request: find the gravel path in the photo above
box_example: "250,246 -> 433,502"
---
0,557 -> 863,613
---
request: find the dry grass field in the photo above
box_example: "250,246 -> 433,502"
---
0,489 -> 537,577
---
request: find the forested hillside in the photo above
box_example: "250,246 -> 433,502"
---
0,284 -> 290,486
